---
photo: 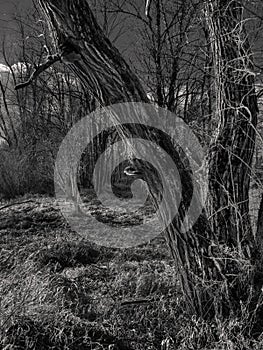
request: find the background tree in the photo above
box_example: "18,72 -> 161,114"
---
0,10 -> 94,198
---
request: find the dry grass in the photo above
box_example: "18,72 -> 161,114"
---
0,195 -> 263,349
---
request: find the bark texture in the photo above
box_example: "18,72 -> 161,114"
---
205,0 -> 258,254
37,0 -> 148,105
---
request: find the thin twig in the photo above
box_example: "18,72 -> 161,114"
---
120,298 -> 154,306
0,200 -> 35,211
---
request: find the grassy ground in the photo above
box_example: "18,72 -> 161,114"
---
0,195 -> 263,349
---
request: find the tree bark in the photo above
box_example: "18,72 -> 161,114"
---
37,0 -> 148,105
37,0 -> 244,318
205,0 -> 258,255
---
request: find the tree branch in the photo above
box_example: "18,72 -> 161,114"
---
15,54 -> 61,90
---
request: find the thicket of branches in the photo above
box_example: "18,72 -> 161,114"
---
0,8 -> 96,197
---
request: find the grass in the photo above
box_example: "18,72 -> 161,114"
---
0,194 -> 263,349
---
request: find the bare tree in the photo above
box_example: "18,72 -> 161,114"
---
0,10 -> 95,198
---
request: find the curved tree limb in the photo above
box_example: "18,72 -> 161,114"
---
15,54 -> 61,90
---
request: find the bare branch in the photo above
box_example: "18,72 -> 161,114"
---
15,54 -> 61,90
0,200 -> 36,211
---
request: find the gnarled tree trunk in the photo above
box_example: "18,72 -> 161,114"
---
35,0 -> 259,318
205,0 -> 258,256
37,0 -> 148,105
